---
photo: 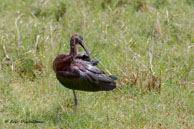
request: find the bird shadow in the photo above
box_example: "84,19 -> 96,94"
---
32,102 -> 99,126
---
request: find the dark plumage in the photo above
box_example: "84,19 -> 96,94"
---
53,34 -> 117,113
56,59 -> 116,91
76,52 -> 99,66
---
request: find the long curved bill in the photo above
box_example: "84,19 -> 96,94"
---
79,41 -> 92,62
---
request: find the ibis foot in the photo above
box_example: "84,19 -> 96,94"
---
73,90 -> 78,114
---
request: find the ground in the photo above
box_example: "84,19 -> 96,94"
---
0,0 -> 193,128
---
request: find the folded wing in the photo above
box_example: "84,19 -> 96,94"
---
81,62 -> 116,91
56,58 -> 117,92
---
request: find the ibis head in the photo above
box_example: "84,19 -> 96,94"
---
70,34 -> 91,61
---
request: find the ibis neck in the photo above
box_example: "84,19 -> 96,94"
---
69,45 -> 78,58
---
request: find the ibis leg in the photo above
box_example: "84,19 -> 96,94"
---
72,90 -> 78,113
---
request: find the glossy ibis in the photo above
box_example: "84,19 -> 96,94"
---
53,34 -> 117,113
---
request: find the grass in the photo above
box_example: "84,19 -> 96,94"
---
0,0 -> 193,128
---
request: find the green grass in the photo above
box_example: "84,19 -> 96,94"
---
0,0 -> 193,128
